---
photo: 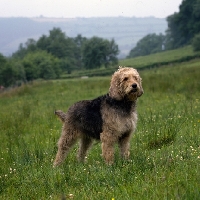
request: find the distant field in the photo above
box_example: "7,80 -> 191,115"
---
0,58 -> 199,199
119,45 -> 200,68
61,45 -> 200,79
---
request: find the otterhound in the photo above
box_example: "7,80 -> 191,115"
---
53,67 -> 143,166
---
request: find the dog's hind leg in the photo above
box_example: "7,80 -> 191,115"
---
77,135 -> 93,162
53,127 -> 78,167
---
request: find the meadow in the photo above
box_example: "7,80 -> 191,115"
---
0,58 -> 200,199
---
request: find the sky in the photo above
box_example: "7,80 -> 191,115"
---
0,0 -> 182,18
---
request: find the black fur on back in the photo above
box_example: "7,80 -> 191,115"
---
68,94 -> 134,140
105,95 -> 136,115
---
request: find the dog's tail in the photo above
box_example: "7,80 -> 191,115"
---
54,110 -> 66,123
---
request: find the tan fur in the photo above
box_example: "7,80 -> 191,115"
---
53,67 -> 143,166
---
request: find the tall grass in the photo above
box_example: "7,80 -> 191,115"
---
0,60 -> 200,199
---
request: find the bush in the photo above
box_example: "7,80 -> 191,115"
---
22,51 -> 61,81
192,34 -> 200,52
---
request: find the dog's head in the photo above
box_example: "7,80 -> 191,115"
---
109,67 -> 144,101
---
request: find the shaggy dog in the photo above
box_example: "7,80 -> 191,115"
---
53,67 -> 143,166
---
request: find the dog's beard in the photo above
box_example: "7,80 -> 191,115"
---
126,92 -> 138,101
125,86 -> 143,100
124,88 -> 138,101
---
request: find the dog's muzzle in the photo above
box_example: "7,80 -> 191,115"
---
129,83 -> 138,93
130,83 -> 144,97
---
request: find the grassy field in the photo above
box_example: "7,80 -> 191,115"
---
0,59 -> 200,199
119,45 -> 200,68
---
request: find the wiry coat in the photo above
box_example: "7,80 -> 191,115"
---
53,67 -> 143,166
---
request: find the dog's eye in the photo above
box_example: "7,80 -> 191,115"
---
134,76 -> 139,81
123,77 -> 128,81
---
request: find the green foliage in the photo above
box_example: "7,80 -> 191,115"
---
1,28 -> 119,87
82,37 -> 119,69
0,60 -> 200,199
22,51 -> 61,81
0,53 -> 6,65
127,33 -> 165,58
37,28 -> 76,60
128,0 -> 200,56
0,55 -> 26,87
0,63 -> 15,87
14,28 -> 119,72
0,54 -> 7,85
166,0 -> 200,49
3,44 -> 199,86
12,39 -> 38,59
192,33 -> 200,51
73,34 -> 88,70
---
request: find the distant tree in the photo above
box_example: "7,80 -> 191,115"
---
25,38 -> 38,52
73,34 -> 87,70
22,51 -> 61,81
82,37 -> 119,69
0,54 -> 8,85
0,62 -> 15,87
0,53 -> 6,66
127,33 -> 165,58
37,28 -> 77,72
37,28 -> 76,59
105,39 -> 119,67
192,33 -> 200,51
10,28 -> 120,78
12,39 -> 38,59
36,35 -> 49,50
166,0 -> 200,49
0,54 -> 27,86
10,60 -> 26,84
13,43 -> 27,58
59,58 -> 73,74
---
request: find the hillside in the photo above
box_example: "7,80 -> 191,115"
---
59,45 -> 200,78
0,17 -> 167,58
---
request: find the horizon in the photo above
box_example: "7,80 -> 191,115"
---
0,0 -> 182,19
0,15 -> 168,19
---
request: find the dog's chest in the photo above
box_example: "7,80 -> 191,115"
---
102,104 -> 137,134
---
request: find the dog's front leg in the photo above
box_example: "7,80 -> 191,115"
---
100,132 -> 117,164
118,132 -> 132,160
101,142 -> 115,164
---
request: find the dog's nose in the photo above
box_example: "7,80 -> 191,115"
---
132,83 -> 137,88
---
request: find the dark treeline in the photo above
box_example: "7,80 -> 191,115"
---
0,28 -> 119,87
128,0 -> 200,58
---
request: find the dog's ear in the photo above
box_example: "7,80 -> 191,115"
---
109,76 -> 122,100
137,89 -> 144,97
137,77 -> 144,97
